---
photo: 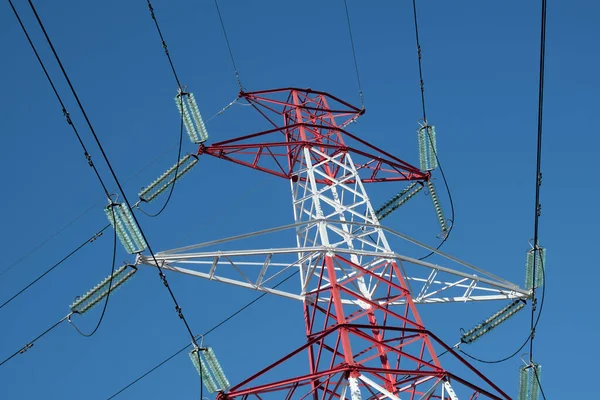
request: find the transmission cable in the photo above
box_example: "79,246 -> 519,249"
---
457,4 -> 549,390
343,0 -> 365,109
0,97 -> 247,312
0,211 -> 118,359
0,313 -> 71,368
136,93 -> 185,218
8,0 -> 122,338
24,0 -> 203,357
67,205 -> 119,337
0,225 -> 109,310
409,0 -> 455,261
137,0 -> 189,218
145,0 -> 182,89
106,269 -> 299,399
528,0 -> 547,367
214,0 -> 243,89
0,202 -> 99,278
8,0 -> 110,199
0,95 -> 235,284
0,223 -> 114,364
458,257 -> 545,364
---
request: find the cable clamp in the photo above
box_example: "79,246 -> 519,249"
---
19,343 -> 33,354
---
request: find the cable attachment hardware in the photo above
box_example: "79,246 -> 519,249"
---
176,91 -> 209,144
105,202 -> 147,254
518,362 -> 542,400
375,182 -> 423,220
525,246 -> 546,290
69,264 -> 137,314
138,154 -> 198,202
417,125 -> 438,171
460,299 -> 526,344
190,346 -> 231,393
426,180 -> 448,235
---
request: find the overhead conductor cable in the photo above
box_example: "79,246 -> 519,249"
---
22,0 -> 205,373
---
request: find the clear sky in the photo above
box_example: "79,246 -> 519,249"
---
0,1 -> 597,399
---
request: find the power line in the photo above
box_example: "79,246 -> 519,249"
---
106,270 -> 299,399
0,313 -> 71,367
138,0 -> 189,218
458,257 -> 546,364
534,366 -> 547,400
1,100 -> 254,313
22,0 -> 202,352
529,0 -> 547,365
343,0 -> 365,109
0,225 -> 109,310
214,0 -> 243,89
8,0 -> 110,198
1,201 -> 118,363
136,91 -> 185,218
6,0 -> 122,340
409,0 -> 455,261
145,0 -> 183,89
0,202 -> 98,278
0,97 -> 234,283
67,205 -> 118,338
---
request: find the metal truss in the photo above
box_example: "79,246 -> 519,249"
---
137,220 -> 529,305
138,88 -> 522,399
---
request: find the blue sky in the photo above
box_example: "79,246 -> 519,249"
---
0,0 -> 597,398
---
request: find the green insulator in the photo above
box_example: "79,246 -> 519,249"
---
204,347 -> 230,391
518,363 -> 542,400
189,348 -> 219,393
139,154 -> 199,202
176,92 -> 209,144
417,127 -> 428,171
377,184 -> 423,220
426,181 -> 448,234
375,182 -> 418,216
525,247 -> 546,289
188,93 -> 209,142
461,300 -> 525,344
105,204 -> 147,254
70,265 -> 136,314
417,126 -> 438,171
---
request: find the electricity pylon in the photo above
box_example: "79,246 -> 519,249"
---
138,88 -> 528,399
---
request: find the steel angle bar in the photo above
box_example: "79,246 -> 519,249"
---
157,221 -> 309,255
144,261 -> 303,301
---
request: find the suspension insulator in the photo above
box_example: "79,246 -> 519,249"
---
525,247 -> 546,289
139,154 -> 199,203
204,347 -> 230,391
190,347 -> 219,393
417,125 -> 438,171
461,299 -> 525,344
376,183 -> 423,220
70,265 -> 136,314
176,92 -> 209,144
105,203 -> 147,254
518,363 -> 542,400
426,180 -> 448,234
189,346 -> 230,393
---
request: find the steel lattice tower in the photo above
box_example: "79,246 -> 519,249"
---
138,88 -> 528,399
